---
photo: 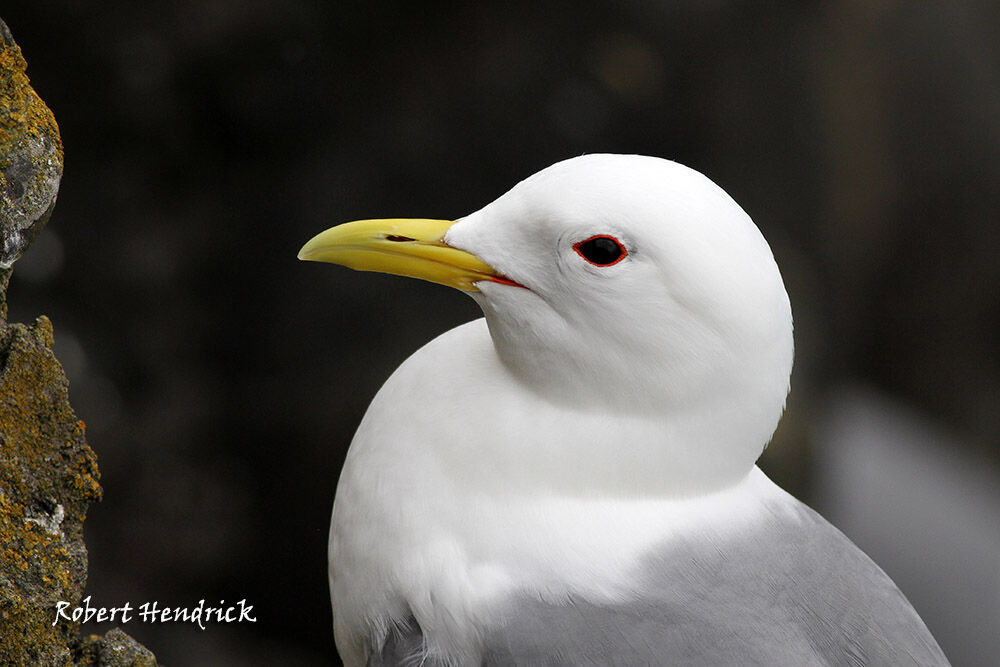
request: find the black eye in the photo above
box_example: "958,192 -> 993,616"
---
573,235 -> 627,266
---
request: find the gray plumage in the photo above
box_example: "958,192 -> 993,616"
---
371,496 -> 948,666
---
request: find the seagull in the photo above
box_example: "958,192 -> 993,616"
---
299,154 -> 949,666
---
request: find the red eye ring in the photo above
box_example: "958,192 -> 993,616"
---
573,235 -> 628,267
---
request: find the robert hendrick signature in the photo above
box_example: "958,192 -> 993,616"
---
54,596 -> 256,631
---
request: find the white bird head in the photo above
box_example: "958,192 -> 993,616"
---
300,154 -> 793,494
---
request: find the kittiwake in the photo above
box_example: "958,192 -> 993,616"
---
298,154 -> 949,666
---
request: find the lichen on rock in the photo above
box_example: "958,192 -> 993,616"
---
0,18 -> 64,269
0,17 -> 157,666
74,628 -> 158,667
0,316 -> 101,664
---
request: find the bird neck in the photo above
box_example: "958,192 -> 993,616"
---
416,320 -> 772,498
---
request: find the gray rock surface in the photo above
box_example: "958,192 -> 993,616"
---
0,18 -> 62,269
0,17 -> 158,666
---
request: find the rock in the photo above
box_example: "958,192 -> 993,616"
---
0,18 -> 63,269
0,17 -> 158,666
0,316 -> 101,665
74,628 -> 158,667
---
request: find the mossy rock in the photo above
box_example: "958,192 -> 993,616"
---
0,316 -> 97,664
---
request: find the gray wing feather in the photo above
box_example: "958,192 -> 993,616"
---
369,499 -> 949,666
367,618 -> 447,667
482,500 -> 948,666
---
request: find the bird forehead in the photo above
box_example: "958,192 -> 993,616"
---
448,154 -> 772,303
484,155 -> 745,242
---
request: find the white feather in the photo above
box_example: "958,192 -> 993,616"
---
328,154 -> 794,665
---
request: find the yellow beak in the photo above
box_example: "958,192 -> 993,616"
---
298,218 -> 508,292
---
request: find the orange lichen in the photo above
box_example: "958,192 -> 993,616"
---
0,317 -> 102,664
0,38 -> 63,167
1,23 -> 154,664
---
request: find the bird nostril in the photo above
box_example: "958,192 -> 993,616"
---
385,235 -> 416,242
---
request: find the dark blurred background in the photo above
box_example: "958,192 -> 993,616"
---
3,1 -> 999,665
